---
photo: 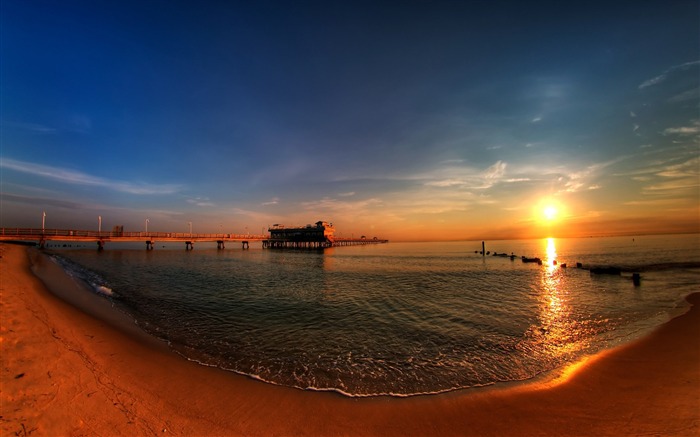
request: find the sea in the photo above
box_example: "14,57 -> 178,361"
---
37,234 -> 700,397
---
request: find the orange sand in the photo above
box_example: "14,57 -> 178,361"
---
1,243 -> 698,436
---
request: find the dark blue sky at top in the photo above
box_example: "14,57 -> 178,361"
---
1,1 -> 698,237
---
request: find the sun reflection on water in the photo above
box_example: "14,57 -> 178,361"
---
533,238 -> 582,361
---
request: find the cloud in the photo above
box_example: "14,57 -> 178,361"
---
638,60 -> 700,89
1,192 -> 87,209
2,120 -> 57,134
261,197 -> 280,206
301,196 -> 384,217
638,74 -> 666,89
668,88 -> 700,103
422,160 -> 508,190
338,192 -> 356,197
661,119 -> 700,136
483,160 -> 506,181
623,155 -> 700,199
0,157 -> 182,195
187,197 -> 216,207
560,158 -> 623,193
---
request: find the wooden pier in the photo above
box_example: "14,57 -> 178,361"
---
1,222 -> 388,250
0,228 -> 266,250
262,237 -> 388,249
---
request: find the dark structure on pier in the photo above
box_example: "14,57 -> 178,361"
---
263,221 -> 387,249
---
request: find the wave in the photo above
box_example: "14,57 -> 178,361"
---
48,253 -> 117,298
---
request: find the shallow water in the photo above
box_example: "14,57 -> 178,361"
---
47,234 -> 700,396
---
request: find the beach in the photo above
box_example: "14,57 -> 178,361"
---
1,242 -> 698,436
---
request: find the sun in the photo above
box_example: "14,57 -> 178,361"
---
543,205 -> 558,221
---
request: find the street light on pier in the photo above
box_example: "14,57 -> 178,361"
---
145,218 -> 149,234
42,211 -> 46,232
188,221 -> 192,236
98,216 -> 102,234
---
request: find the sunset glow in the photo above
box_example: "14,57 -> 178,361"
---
1,3 -> 698,241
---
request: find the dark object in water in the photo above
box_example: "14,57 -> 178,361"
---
632,273 -> 641,286
522,256 -> 543,265
590,266 -> 621,275
576,262 -> 583,268
560,263 -> 567,268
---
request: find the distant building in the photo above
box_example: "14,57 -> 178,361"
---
268,221 -> 335,243
264,220 -> 386,249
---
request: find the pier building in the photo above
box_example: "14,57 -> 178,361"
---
263,221 -> 387,249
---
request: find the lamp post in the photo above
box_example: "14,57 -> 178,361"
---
98,216 -> 102,234
42,211 -> 46,232
145,218 -> 149,234
188,221 -> 192,236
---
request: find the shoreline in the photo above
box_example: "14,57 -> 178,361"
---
1,243 -> 698,436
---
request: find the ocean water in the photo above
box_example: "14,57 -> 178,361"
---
45,234 -> 699,397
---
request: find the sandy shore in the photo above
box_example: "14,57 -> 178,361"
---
1,243 -> 698,436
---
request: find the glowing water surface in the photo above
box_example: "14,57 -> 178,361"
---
52,234 -> 699,396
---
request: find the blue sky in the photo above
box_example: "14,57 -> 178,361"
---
2,1 -> 698,240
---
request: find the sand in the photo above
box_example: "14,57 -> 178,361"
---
1,242 -> 698,436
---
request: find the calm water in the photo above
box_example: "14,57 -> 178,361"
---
47,235 -> 700,397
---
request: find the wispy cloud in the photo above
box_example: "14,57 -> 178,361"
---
661,119 -> 700,136
1,192 -> 87,209
483,160 -> 506,181
423,160 -> 508,189
261,197 -> 280,206
668,88 -> 700,103
0,157 -> 182,195
621,154 -> 700,199
2,120 -> 57,134
187,197 -> 216,207
560,158 -> 623,193
638,60 -> 700,89
302,196 -> 383,213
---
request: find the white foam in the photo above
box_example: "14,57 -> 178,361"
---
95,285 -> 114,296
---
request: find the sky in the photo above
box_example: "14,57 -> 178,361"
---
1,1 -> 698,241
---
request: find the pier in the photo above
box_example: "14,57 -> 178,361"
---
0,228 -> 266,250
1,221 -> 388,250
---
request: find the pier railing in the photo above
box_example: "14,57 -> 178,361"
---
0,228 -> 267,241
0,228 -> 388,250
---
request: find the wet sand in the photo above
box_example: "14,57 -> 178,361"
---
1,243 -> 698,436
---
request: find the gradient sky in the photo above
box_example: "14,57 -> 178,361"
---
2,1 -> 698,241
